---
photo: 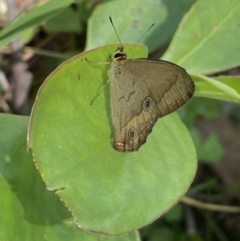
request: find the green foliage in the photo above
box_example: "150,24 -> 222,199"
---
0,0 -> 77,47
191,128 -> 225,163
1,0 -> 240,240
0,114 -> 140,241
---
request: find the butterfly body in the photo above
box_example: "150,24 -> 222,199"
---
108,47 -> 194,152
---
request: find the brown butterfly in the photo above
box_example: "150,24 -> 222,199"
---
108,46 -> 194,152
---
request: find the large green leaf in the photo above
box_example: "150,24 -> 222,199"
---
0,114 -> 140,241
163,0 -> 240,74
28,44 -> 197,235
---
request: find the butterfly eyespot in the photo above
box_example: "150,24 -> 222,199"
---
128,128 -> 138,140
143,97 -> 152,111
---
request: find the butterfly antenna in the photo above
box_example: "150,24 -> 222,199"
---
126,22 -> 155,55
109,17 -> 124,49
135,23 -> 155,44
109,17 -> 155,55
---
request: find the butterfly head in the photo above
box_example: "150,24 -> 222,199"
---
114,47 -> 127,61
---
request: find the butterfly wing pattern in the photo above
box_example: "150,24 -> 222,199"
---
108,47 -> 195,152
